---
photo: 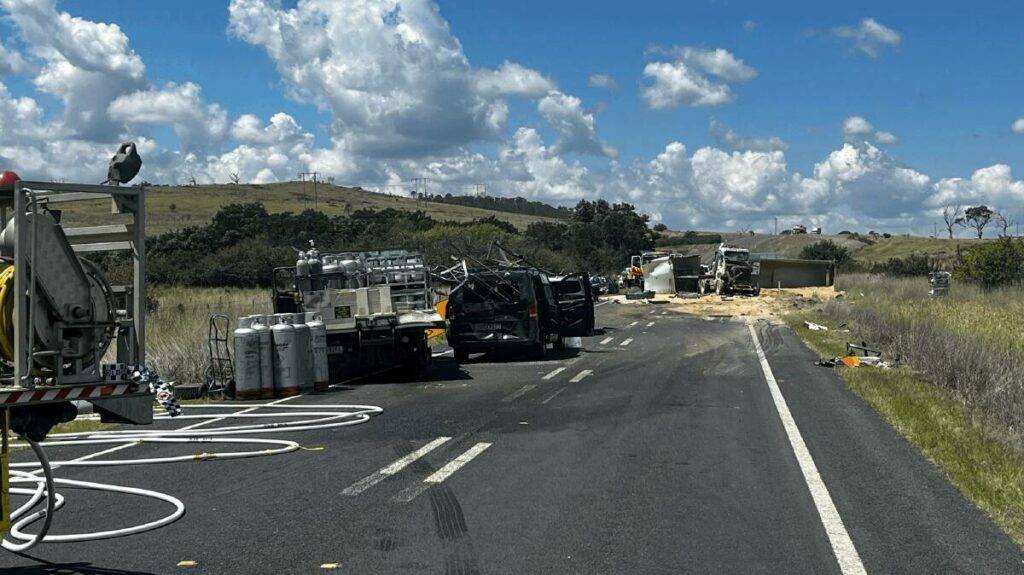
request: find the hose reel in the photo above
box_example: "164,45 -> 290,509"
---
0,210 -> 117,375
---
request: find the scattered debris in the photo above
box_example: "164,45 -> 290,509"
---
625,290 -> 656,300
928,271 -> 951,297
804,321 -> 828,331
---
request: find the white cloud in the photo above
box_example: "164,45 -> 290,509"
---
537,91 -> 617,158
108,82 -> 228,151
709,119 -> 787,152
743,20 -> 757,32
0,42 -> 30,75
929,165 -> 1024,211
642,46 -> 755,109
588,73 -> 617,90
1012,118 -> 1024,134
842,115 -> 898,145
475,61 -> 556,98
833,18 -> 901,58
227,0 -> 563,157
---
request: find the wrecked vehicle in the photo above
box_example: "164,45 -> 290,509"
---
446,268 -> 594,361
699,244 -> 761,296
928,271 -> 951,297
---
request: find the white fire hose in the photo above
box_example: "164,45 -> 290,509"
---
2,401 -> 382,550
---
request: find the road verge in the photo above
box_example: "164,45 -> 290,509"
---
785,313 -> 1024,548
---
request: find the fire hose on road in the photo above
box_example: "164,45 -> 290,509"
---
2,401 -> 383,551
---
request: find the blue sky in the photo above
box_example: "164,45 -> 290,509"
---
1,0 -> 1023,233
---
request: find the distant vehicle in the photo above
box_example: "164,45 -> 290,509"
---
446,268 -> 594,361
811,226 -> 822,235
792,224 -> 807,234
699,244 -> 760,296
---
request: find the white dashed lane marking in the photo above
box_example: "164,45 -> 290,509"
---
599,337 -> 614,345
627,321 -> 638,328
646,321 -> 655,328
542,366 -> 567,380
569,369 -> 593,383
502,384 -> 536,403
342,437 -> 451,496
620,338 -> 633,347
394,443 -> 493,503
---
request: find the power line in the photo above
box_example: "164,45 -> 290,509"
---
297,171 -> 320,210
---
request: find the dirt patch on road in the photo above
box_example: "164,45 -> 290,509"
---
603,286 -> 843,321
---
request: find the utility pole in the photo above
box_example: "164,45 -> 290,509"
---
298,171 -> 320,210
411,177 -> 430,198
774,216 -> 778,236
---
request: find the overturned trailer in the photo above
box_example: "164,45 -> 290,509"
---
756,257 -> 835,288
642,254 -> 703,294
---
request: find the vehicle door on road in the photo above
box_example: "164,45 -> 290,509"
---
552,274 -> 595,336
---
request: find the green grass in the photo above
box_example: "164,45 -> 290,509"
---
786,313 -> 1024,546
58,181 -> 558,235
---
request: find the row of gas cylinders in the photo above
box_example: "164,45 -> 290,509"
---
233,312 -> 329,400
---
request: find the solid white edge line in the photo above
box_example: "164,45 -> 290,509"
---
432,349 -> 454,357
540,387 -> 567,404
620,338 -> 633,347
542,367 -> 567,380
569,370 -> 593,383
746,321 -> 867,575
342,436 -> 452,496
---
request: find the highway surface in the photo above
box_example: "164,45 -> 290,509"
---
1,302 -> 1021,574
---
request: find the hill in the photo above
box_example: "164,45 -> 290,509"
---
658,232 -> 986,265
59,182 -> 560,235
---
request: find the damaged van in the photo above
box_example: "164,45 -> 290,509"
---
446,268 -> 594,361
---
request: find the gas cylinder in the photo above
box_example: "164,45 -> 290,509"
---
305,312 -> 329,392
250,315 -> 275,399
290,313 -> 313,393
271,314 -> 300,397
233,316 -> 262,400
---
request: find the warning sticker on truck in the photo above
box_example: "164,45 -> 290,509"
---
334,305 -> 352,319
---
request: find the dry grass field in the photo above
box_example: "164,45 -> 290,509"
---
57,181 -> 558,235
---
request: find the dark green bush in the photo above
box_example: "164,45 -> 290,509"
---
955,237 -> 1024,288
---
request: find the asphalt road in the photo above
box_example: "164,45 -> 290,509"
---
0,302 -> 1021,574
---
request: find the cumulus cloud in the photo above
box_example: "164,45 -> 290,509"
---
1012,118 -> 1024,134
0,42 -> 30,75
475,61 -> 556,98
227,0 -> 570,157
709,119 -> 787,152
108,82 -> 228,151
588,73 -> 617,90
833,18 -> 901,58
929,165 -> 1024,210
537,91 -> 617,158
642,46 -> 755,108
842,115 -> 898,145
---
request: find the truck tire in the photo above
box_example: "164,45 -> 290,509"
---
553,335 -> 565,351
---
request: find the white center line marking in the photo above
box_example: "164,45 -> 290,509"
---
646,321 -> 655,328
747,322 -> 866,575
620,338 -> 633,347
569,370 -> 593,383
395,442 -> 492,503
540,387 -> 567,404
542,366 -> 567,380
627,321 -> 638,328
599,336 -> 614,345
342,436 -> 451,496
502,384 -> 536,403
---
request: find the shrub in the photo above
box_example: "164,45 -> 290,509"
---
870,254 -> 933,277
955,237 -> 1024,288
799,239 -> 852,267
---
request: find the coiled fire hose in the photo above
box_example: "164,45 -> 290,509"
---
1,370 -> 383,550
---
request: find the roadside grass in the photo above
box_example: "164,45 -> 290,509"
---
785,313 -> 1024,546
147,286 -> 270,386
